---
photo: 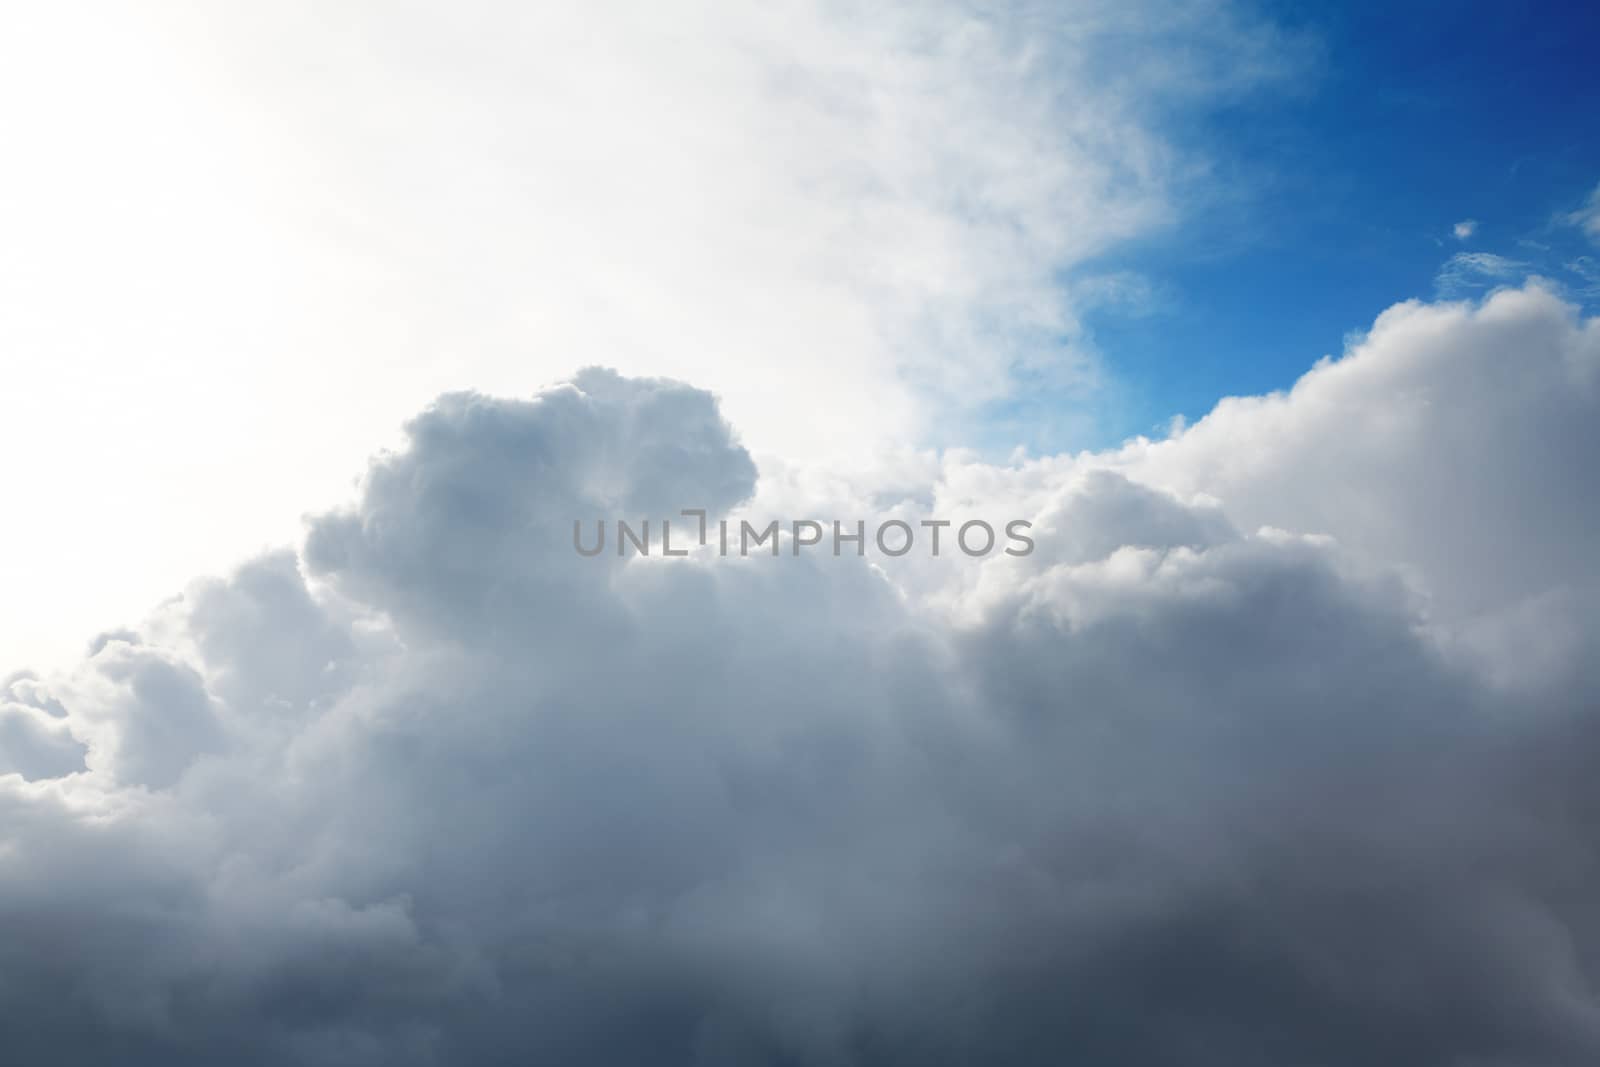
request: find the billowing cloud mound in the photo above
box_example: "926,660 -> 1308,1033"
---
4,287 -> 1600,1065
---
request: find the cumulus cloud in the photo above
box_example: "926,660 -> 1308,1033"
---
3,285 -> 1600,1064
1107,285 -> 1600,622
1454,218 -> 1478,240
0,700 -> 84,781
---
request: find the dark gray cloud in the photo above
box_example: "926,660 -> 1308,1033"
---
3,293 -> 1600,1064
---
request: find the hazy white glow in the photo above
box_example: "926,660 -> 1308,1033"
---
0,0 -> 1285,672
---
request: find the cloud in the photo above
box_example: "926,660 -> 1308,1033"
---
1568,182 -> 1600,243
1104,285 -> 1600,622
0,0 -> 1308,678
0,700 -> 85,780
1435,250 -> 1528,296
1454,218 -> 1478,240
4,285 -> 1600,1064
1567,255 -> 1600,298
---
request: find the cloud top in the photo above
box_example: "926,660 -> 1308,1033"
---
4,286 -> 1600,1065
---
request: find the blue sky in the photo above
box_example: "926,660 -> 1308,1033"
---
1084,0 -> 1600,442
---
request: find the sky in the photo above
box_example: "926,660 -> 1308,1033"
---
1074,0 -> 1600,439
4,1 -> 1599,672
4,2 -> 1600,1064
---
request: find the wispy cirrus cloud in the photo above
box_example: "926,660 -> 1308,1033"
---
1435,250 -> 1529,296
1567,182 -> 1600,242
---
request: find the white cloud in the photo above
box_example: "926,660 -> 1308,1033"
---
0,0 -> 1297,677
1569,182 -> 1600,242
1453,218 -> 1478,240
1434,250 -> 1528,296
4,285 -> 1600,1065
1105,284 -> 1600,621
